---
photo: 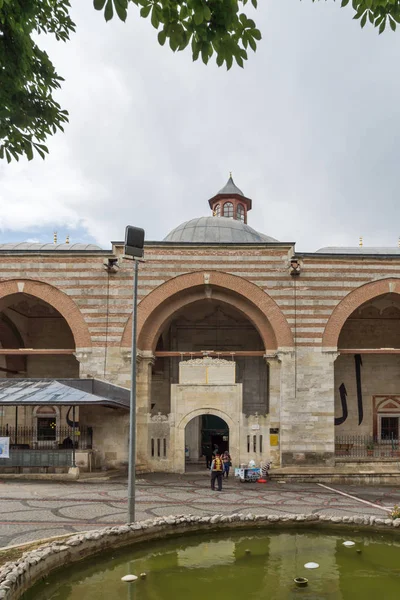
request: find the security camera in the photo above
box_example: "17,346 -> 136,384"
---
104,258 -> 119,273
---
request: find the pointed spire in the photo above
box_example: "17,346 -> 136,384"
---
217,174 -> 244,197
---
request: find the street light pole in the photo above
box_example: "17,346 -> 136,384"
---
124,225 -> 145,524
127,257 -> 139,523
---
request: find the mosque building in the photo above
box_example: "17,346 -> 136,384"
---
1,177 -> 400,473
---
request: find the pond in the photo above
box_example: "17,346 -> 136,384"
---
22,529 -> 400,600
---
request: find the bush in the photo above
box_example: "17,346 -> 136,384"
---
389,505 -> 400,520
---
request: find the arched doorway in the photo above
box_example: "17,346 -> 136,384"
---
174,408 -> 238,474
185,414 -> 229,471
334,291 -> 400,453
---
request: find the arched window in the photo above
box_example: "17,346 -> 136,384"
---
33,406 -> 59,444
214,204 -> 221,217
237,204 -> 245,222
223,202 -> 234,218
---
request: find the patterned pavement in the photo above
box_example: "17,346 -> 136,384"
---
1,473 -> 400,548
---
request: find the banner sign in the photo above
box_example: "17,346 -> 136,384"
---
0,437 -> 10,458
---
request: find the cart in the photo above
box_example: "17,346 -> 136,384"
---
235,467 -> 261,482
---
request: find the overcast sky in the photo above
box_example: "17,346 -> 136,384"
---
1,0 -> 399,251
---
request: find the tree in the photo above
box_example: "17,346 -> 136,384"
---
1,0 -> 399,163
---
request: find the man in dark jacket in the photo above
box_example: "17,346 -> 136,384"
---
210,452 -> 223,491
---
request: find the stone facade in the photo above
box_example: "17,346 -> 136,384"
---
1,183 -> 400,471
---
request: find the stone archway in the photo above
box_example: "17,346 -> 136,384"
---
121,271 -> 294,352
322,278 -> 400,349
0,279 -> 92,349
174,407 -> 238,474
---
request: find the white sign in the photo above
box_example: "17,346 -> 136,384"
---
251,424 -> 260,430
0,437 -> 10,459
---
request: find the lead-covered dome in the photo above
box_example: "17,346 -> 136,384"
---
164,217 -> 278,243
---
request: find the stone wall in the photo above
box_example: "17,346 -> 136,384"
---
280,349 -> 336,466
79,406 -> 129,469
334,353 -> 400,436
3,244 -> 400,469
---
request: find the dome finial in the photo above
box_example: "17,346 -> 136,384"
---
229,171 -> 232,178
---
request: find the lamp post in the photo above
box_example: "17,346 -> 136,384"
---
124,225 -> 145,524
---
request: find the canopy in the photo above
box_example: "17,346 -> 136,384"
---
0,378 -> 130,409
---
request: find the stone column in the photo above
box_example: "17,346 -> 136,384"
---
266,355 -> 282,466
280,348 -> 338,466
136,351 -> 155,466
75,349 -> 98,378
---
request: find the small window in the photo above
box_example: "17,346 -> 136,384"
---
259,435 -> 263,454
223,202 -> 234,218
253,435 -> 257,452
151,438 -> 155,457
237,204 -> 245,222
214,204 -> 221,217
247,435 -> 250,453
37,418 -> 56,441
157,438 -> 161,457
163,438 -> 167,458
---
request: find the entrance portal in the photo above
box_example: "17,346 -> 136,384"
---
184,414 -> 229,471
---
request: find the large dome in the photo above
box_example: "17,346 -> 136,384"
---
164,217 -> 278,243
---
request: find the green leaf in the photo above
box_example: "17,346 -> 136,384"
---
25,142 -> 34,161
114,0 -> 128,21
104,0 -> 114,21
252,29 -> 262,41
193,12 -> 204,26
390,16 -> 396,31
341,0 -> 350,6
360,12 -> 367,27
140,5 -> 151,18
158,30 -> 167,45
379,18 -> 386,34
93,0 -> 107,10
151,5 -> 159,28
203,6 -> 211,21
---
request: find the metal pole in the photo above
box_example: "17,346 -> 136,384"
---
15,406 -> 18,445
72,406 -> 76,468
128,258 -> 139,523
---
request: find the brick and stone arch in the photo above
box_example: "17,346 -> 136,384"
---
0,279 -> 91,349
121,271 -> 294,352
175,408 -> 238,474
322,278 -> 400,349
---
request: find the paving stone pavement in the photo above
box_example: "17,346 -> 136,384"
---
1,473 -> 400,548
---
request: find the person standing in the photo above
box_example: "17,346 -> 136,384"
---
222,450 -> 232,478
210,452 -> 223,491
203,444 -> 212,469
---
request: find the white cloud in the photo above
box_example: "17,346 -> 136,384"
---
1,0 -> 400,250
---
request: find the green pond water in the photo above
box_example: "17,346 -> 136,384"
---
23,529 -> 400,600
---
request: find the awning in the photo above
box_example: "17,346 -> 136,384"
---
0,379 -> 130,409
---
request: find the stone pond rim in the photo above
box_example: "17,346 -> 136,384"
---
1,512 -> 400,600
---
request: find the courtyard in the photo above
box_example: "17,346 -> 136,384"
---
1,474 -> 399,549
